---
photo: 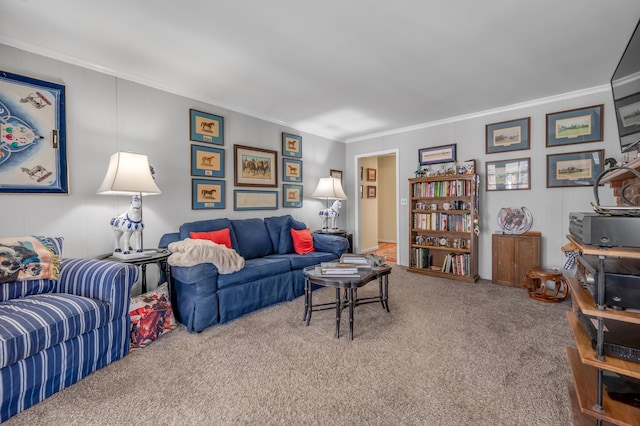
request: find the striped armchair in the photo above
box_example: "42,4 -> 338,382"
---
0,256 -> 138,422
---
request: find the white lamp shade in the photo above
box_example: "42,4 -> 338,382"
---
97,152 -> 161,196
311,177 -> 347,200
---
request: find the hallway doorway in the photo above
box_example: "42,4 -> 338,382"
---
355,150 -> 399,264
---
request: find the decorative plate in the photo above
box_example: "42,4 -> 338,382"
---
497,207 -> 533,234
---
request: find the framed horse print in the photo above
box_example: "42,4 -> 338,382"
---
282,132 -> 302,158
0,70 -> 68,193
190,109 -> 224,145
192,179 -> 225,209
234,144 -> 277,187
283,158 -> 302,183
191,145 -> 225,178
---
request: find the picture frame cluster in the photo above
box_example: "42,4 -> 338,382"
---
189,110 -> 304,209
483,104 -> 605,190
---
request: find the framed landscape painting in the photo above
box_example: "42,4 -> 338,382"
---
486,117 -> 530,154
485,158 -> 530,191
0,70 -> 68,193
546,149 -> 604,188
546,105 -> 603,147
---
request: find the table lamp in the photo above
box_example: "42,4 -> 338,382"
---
311,176 -> 347,231
97,151 -> 161,258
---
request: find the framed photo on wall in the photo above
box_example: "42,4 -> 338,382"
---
546,105 -> 603,147
190,109 -> 224,145
485,157 -> 530,191
330,169 -> 343,182
419,143 -> 457,165
234,189 -> 279,210
234,144 -> 278,187
283,157 -> 302,183
191,145 -> 225,178
367,168 -> 377,181
486,117 -> 530,154
367,185 -> 377,198
282,132 -> 302,158
0,70 -> 68,193
546,149 -> 604,188
192,179 -> 225,209
282,184 -> 303,208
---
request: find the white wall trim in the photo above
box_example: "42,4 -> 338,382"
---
345,84 -> 611,143
354,149 -> 399,261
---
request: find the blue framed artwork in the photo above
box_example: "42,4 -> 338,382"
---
283,157 -> 302,182
546,149 -> 604,188
192,179 -> 225,209
546,105 -> 603,147
191,144 -> 225,178
418,143 -> 456,165
0,70 -> 68,193
486,117 -> 530,154
282,184 -> 303,208
190,109 -> 224,145
234,189 -> 278,210
282,132 -> 302,158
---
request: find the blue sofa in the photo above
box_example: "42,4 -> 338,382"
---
159,215 -> 349,333
0,237 -> 138,422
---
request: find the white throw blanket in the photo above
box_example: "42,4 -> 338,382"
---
167,238 -> 244,274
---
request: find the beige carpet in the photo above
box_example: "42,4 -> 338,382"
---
6,267 -> 575,426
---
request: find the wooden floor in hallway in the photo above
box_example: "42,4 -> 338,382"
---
363,242 -> 396,264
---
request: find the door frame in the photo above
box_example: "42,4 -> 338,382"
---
353,149 -> 400,263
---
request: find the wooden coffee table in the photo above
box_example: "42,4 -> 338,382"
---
302,264 -> 392,340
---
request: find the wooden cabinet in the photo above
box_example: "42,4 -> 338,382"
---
566,235 -> 640,426
491,232 -> 541,287
408,174 -> 479,282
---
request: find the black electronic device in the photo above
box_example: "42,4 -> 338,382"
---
577,310 -> 640,363
569,212 -> 640,248
603,371 -> 640,408
611,18 -> 640,154
576,255 -> 640,310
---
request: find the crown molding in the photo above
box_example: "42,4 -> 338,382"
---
345,84 -> 611,143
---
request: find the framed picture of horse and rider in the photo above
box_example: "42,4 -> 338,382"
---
234,144 -> 278,187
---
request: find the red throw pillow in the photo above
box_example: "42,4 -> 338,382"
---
190,228 -> 232,249
290,228 -> 315,254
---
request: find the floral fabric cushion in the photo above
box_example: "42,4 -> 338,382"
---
129,282 -> 176,349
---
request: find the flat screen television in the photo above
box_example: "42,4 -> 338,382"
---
612,18 -> 640,153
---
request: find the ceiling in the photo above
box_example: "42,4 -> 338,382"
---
1,1 -> 639,142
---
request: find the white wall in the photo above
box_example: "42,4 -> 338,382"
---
0,44 -> 345,258
345,88 -> 619,279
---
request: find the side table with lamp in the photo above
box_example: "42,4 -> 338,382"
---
97,151 -> 168,294
312,176 -> 352,252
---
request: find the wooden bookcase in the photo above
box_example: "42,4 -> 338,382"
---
408,174 -> 479,282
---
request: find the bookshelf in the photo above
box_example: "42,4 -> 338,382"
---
408,174 -> 479,282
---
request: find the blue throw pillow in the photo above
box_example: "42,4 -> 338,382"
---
230,218 -> 274,259
264,215 -> 293,253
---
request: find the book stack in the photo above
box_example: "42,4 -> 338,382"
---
339,253 -> 370,265
319,262 -> 360,276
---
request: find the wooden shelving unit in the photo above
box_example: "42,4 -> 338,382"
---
408,174 -> 479,282
566,236 -> 640,426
